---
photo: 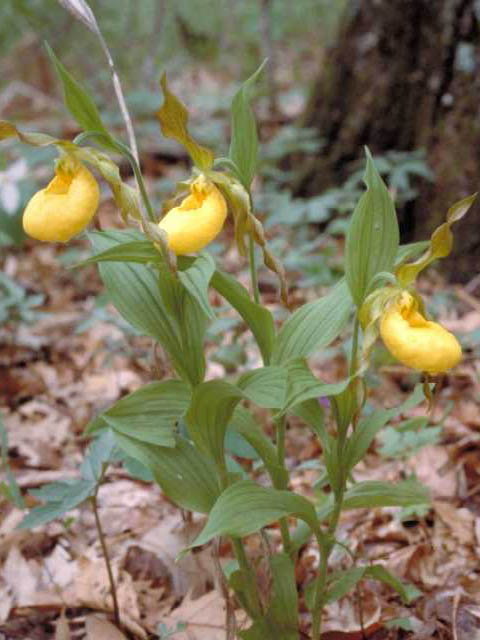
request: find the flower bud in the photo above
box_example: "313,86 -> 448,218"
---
23,164 -> 99,242
380,291 -> 461,374
158,175 -> 227,255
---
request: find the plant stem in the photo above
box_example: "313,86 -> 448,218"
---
232,537 -> 263,618
275,415 -> 293,555
218,462 -> 263,619
90,495 -> 120,627
312,313 -> 361,639
248,233 -> 260,304
115,141 -> 156,223
349,316 -> 360,377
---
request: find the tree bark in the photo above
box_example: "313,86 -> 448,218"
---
297,0 -> 480,281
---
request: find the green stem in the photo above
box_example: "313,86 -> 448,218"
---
275,415 -> 293,555
312,313 -> 361,639
91,495 -> 120,627
232,537 -> 263,618
349,316 -> 360,377
114,140 -> 156,223
248,233 -> 260,304
218,461 -> 263,619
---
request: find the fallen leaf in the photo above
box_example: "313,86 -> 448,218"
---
434,501 -> 475,546
162,590 -> 229,640
55,609 -> 70,640
85,614 -> 128,640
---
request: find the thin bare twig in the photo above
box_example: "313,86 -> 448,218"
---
57,0 -> 139,162
90,494 -> 120,628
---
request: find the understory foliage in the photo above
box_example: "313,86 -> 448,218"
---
2,16 -> 475,640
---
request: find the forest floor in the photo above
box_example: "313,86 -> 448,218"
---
2,45 -> 480,640
2,195 -> 480,640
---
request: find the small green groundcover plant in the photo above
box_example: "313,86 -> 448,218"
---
2,37 -> 476,640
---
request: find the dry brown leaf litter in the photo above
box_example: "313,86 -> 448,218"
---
2,211 -> 480,639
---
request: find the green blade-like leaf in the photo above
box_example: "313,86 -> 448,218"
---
364,565 -> 420,604
272,279 -> 352,364
344,384 -> 425,472
80,429 -> 117,482
237,366 -> 287,409
191,479 -> 318,547
208,266 -> 276,365
86,380 -> 191,447
178,252 -> 215,319
186,380 -> 244,467
228,406 -> 288,489
323,567 -> 366,606
46,43 -> 111,139
114,432 -> 219,513
229,60 -> 267,188
281,359 -> 350,414
240,553 -> 299,640
318,479 -> 430,521
345,148 -> 399,306
18,479 -> 95,529
76,240 -> 160,267
89,230 -> 201,384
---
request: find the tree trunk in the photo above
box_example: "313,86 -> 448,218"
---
297,0 -> 480,281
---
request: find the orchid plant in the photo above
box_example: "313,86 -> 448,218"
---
2,43 -> 475,640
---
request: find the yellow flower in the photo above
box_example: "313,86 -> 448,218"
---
380,291 -> 461,374
158,175 -> 227,255
23,164 -> 99,243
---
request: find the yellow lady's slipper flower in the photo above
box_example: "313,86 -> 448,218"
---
158,175 -> 227,255
380,291 -> 461,374
23,164 -> 99,243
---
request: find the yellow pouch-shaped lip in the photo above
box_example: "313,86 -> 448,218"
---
380,292 -> 462,374
23,165 -> 100,243
158,176 -> 227,255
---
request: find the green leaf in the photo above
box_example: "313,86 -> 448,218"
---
343,384 -> 425,472
80,430 -> 117,482
208,266 -> 275,364
76,240 -> 160,267
19,431 -> 117,529
363,565 -> 421,604
19,479 -> 94,529
186,380 -> 244,467
83,233 -> 275,365
240,553 -> 299,640
178,252 -> 216,319
228,406 -> 288,489
237,366 -> 287,409
308,564 -> 418,608
331,382 -> 358,436
282,359 -> 350,414
89,230 -> 204,385
157,73 -> 214,170
114,432 -> 219,513
272,280 -> 352,364
46,43 -> 111,139
317,479 -> 430,522
345,148 -> 399,306
229,60 -> 267,188
191,479 -> 318,547
86,380 -> 191,447
323,567 -> 366,605
157,264 -> 208,386
326,479 -> 429,521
